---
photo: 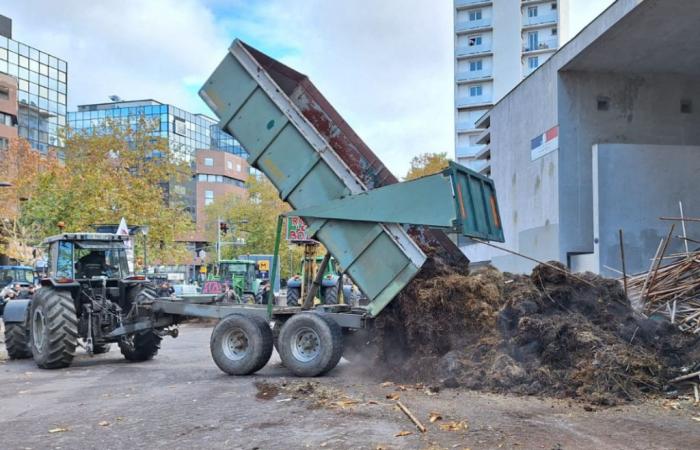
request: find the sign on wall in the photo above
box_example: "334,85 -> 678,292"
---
531,125 -> 559,161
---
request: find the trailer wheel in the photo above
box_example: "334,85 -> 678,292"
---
30,288 -> 78,369
210,314 -> 273,375
4,322 -> 32,359
278,313 -> 343,377
286,287 -> 300,306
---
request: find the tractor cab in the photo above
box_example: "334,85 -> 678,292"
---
44,233 -> 130,282
0,265 -> 36,289
218,259 -> 259,302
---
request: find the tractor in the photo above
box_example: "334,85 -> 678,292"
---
286,255 -> 343,306
2,233 -> 178,368
215,259 -> 260,303
0,265 -> 36,316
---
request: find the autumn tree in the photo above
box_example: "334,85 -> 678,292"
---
20,119 -> 195,264
404,152 -> 451,180
0,139 -> 59,263
205,175 -> 304,279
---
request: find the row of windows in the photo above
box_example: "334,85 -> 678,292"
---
197,174 -> 246,187
0,36 -> 67,73
0,111 -> 17,127
203,157 -> 244,172
526,3 -> 557,18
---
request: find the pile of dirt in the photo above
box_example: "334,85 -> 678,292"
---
373,257 -> 700,405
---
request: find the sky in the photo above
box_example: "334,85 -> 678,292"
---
4,0 -> 615,177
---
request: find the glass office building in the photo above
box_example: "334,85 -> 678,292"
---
68,99 -> 246,162
0,34 -> 68,153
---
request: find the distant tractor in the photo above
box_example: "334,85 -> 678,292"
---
286,255 -> 342,306
217,259 -> 260,303
2,233 -> 178,368
0,265 -> 36,315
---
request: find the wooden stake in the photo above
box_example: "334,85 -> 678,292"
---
619,229 -> 628,297
396,401 -> 427,433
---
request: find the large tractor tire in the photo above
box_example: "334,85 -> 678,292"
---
286,287 -> 300,306
30,288 -> 78,369
322,285 -> 339,305
124,283 -> 157,312
119,331 -> 162,361
277,313 -> 343,377
5,322 -> 32,359
210,314 -> 273,375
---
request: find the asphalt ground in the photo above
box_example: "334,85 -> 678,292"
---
1,322 -> 699,450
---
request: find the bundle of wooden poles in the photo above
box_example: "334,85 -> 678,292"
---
625,218 -> 700,334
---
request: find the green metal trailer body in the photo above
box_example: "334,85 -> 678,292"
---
200,40 -> 505,318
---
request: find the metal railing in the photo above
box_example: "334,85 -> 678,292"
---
522,14 -> 558,27
456,95 -> 492,107
455,43 -> 492,57
455,0 -> 492,7
455,69 -> 492,81
455,18 -> 492,32
522,37 -> 558,52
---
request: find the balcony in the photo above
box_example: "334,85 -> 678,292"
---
455,18 -> 492,33
456,144 -> 484,159
522,38 -> 558,53
456,0 -> 493,8
456,95 -> 492,108
455,69 -> 492,82
456,120 -> 478,132
455,43 -> 492,57
467,158 -> 491,174
522,13 -> 558,28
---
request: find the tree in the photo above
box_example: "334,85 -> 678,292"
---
20,120 -> 195,264
205,176 -> 304,279
0,139 -> 59,263
404,152 -> 451,181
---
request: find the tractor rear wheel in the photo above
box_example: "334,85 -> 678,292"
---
286,287 -> 300,306
210,314 -> 273,375
278,313 -> 343,377
322,285 -> 339,305
119,331 -> 162,361
5,322 -> 32,359
30,288 -> 78,369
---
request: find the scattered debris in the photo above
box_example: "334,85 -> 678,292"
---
394,431 -> 413,437
98,421 -> 110,427
254,381 -> 280,400
48,427 -> 69,434
439,420 -> 469,432
429,412 -> 443,423
396,400 -> 427,433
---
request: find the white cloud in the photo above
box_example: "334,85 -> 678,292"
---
4,0 -> 454,177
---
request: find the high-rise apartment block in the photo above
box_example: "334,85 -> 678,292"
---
454,0 -> 569,174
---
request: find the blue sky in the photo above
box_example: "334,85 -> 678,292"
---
4,0 -> 615,177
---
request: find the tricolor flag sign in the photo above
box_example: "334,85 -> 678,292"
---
530,125 -> 559,160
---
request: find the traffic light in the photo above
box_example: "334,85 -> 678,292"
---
219,222 -> 229,235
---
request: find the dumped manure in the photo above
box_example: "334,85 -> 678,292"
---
372,256 -> 700,405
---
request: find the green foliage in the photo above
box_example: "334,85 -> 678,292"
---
20,120 -> 195,264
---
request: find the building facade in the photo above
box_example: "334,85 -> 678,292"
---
194,148 -> 249,240
469,0 -> 700,277
0,72 -> 18,149
0,15 -> 67,153
454,0 -> 569,173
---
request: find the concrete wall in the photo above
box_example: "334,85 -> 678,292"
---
593,144 -> 700,277
558,72 -> 700,261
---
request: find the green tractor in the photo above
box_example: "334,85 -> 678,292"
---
286,256 -> 342,306
216,259 -> 260,303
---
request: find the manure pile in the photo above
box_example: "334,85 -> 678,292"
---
373,254 -> 700,405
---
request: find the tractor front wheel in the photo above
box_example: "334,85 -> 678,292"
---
30,288 -> 78,369
119,331 -> 162,361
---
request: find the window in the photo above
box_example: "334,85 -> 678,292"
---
528,6 -> 538,17
468,10 -> 482,21
552,28 -> 558,36
468,36 -> 482,47
205,190 -> 214,206
227,160 -> 233,170
528,57 -> 539,69
528,32 -> 539,50
0,86 -> 8,100
469,60 -> 483,72
0,137 -> 8,150
204,157 -> 214,166
0,112 -> 16,126
469,85 -> 483,97
236,163 -> 241,172
552,2 -> 558,9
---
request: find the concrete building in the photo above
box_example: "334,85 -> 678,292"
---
0,15 -> 68,153
0,72 -> 18,149
470,0 -> 700,277
454,0 -> 570,173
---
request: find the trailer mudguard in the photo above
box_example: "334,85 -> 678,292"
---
2,299 -> 30,323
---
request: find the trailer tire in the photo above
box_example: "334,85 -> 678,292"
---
286,287 -> 300,306
119,331 -> 161,361
5,322 -> 32,359
210,314 -> 273,375
278,313 -> 343,377
30,288 -> 78,369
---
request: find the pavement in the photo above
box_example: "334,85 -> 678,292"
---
1,322 -> 699,450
